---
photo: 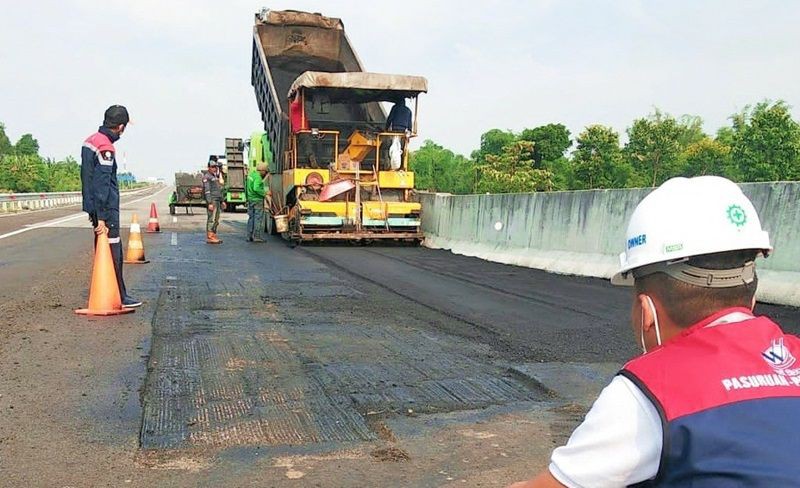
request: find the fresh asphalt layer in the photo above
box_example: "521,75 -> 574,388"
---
299,244 -> 800,363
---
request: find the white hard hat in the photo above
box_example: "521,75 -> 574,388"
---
612,176 -> 771,286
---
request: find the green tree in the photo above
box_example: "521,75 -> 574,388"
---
45,157 -> 82,191
730,101 -> 800,181
0,122 -> 83,192
0,154 -> 48,192
477,140 -> 553,193
571,125 -> 631,189
682,137 -> 735,178
14,133 -> 40,157
677,115 -> 706,148
716,126 -> 735,147
625,110 -> 687,187
543,156 -> 573,191
471,129 -> 516,164
410,140 -> 476,194
0,122 -> 12,157
519,123 -> 572,168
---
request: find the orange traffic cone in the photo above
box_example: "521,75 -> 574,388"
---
124,214 -> 149,264
75,232 -> 135,316
146,202 -> 161,233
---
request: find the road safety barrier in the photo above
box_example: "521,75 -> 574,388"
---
0,187 -> 156,213
0,191 -> 82,212
420,182 -> 800,307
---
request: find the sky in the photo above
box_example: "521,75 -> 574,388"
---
1,1 -> 799,180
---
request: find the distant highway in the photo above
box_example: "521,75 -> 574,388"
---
0,185 -> 168,239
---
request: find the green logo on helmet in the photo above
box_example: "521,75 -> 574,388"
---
727,204 -> 747,227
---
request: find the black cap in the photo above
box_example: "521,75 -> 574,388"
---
103,105 -> 130,127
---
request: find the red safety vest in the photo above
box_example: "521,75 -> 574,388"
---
621,307 -> 800,486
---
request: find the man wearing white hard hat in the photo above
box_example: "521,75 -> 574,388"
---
510,176 -> 800,487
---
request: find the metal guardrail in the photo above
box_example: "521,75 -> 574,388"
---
0,191 -> 81,202
0,187 -> 154,212
0,191 -> 82,212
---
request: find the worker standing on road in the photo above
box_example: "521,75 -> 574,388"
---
510,176 -> 800,488
203,156 -> 225,244
80,105 -> 142,308
245,162 -> 268,242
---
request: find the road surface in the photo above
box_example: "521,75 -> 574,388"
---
1,190 -> 797,487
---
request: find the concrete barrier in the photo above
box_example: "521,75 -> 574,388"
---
421,182 -> 800,307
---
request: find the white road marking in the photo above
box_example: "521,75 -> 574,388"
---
172,216 -> 177,223
0,186 -> 170,241
171,232 -> 177,246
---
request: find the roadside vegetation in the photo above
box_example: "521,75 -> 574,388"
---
4,100 -> 798,194
0,122 -> 138,193
411,100 -> 800,193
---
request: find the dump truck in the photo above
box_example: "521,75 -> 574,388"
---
222,138 -> 247,212
251,9 -> 426,243
169,172 -> 206,215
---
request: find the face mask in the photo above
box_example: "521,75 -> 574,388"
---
640,295 -> 662,353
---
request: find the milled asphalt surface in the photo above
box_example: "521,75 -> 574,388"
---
1,193 -> 798,487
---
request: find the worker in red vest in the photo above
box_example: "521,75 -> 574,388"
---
80,105 -> 141,308
510,176 -> 800,487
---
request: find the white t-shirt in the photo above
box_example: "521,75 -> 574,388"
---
549,311 -> 754,487
550,375 -> 662,487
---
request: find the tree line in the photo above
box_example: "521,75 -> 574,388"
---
0,122 -> 137,193
410,100 -> 800,194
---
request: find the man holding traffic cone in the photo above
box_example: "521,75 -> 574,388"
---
124,214 -> 149,264
146,202 -> 161,233
79,105 -> 142,308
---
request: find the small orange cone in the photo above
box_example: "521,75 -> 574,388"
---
75,232 -> 135,316
146,202 -> 161,233
124,214 -> 149,264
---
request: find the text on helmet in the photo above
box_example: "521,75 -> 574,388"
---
627,234 -> 647,250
